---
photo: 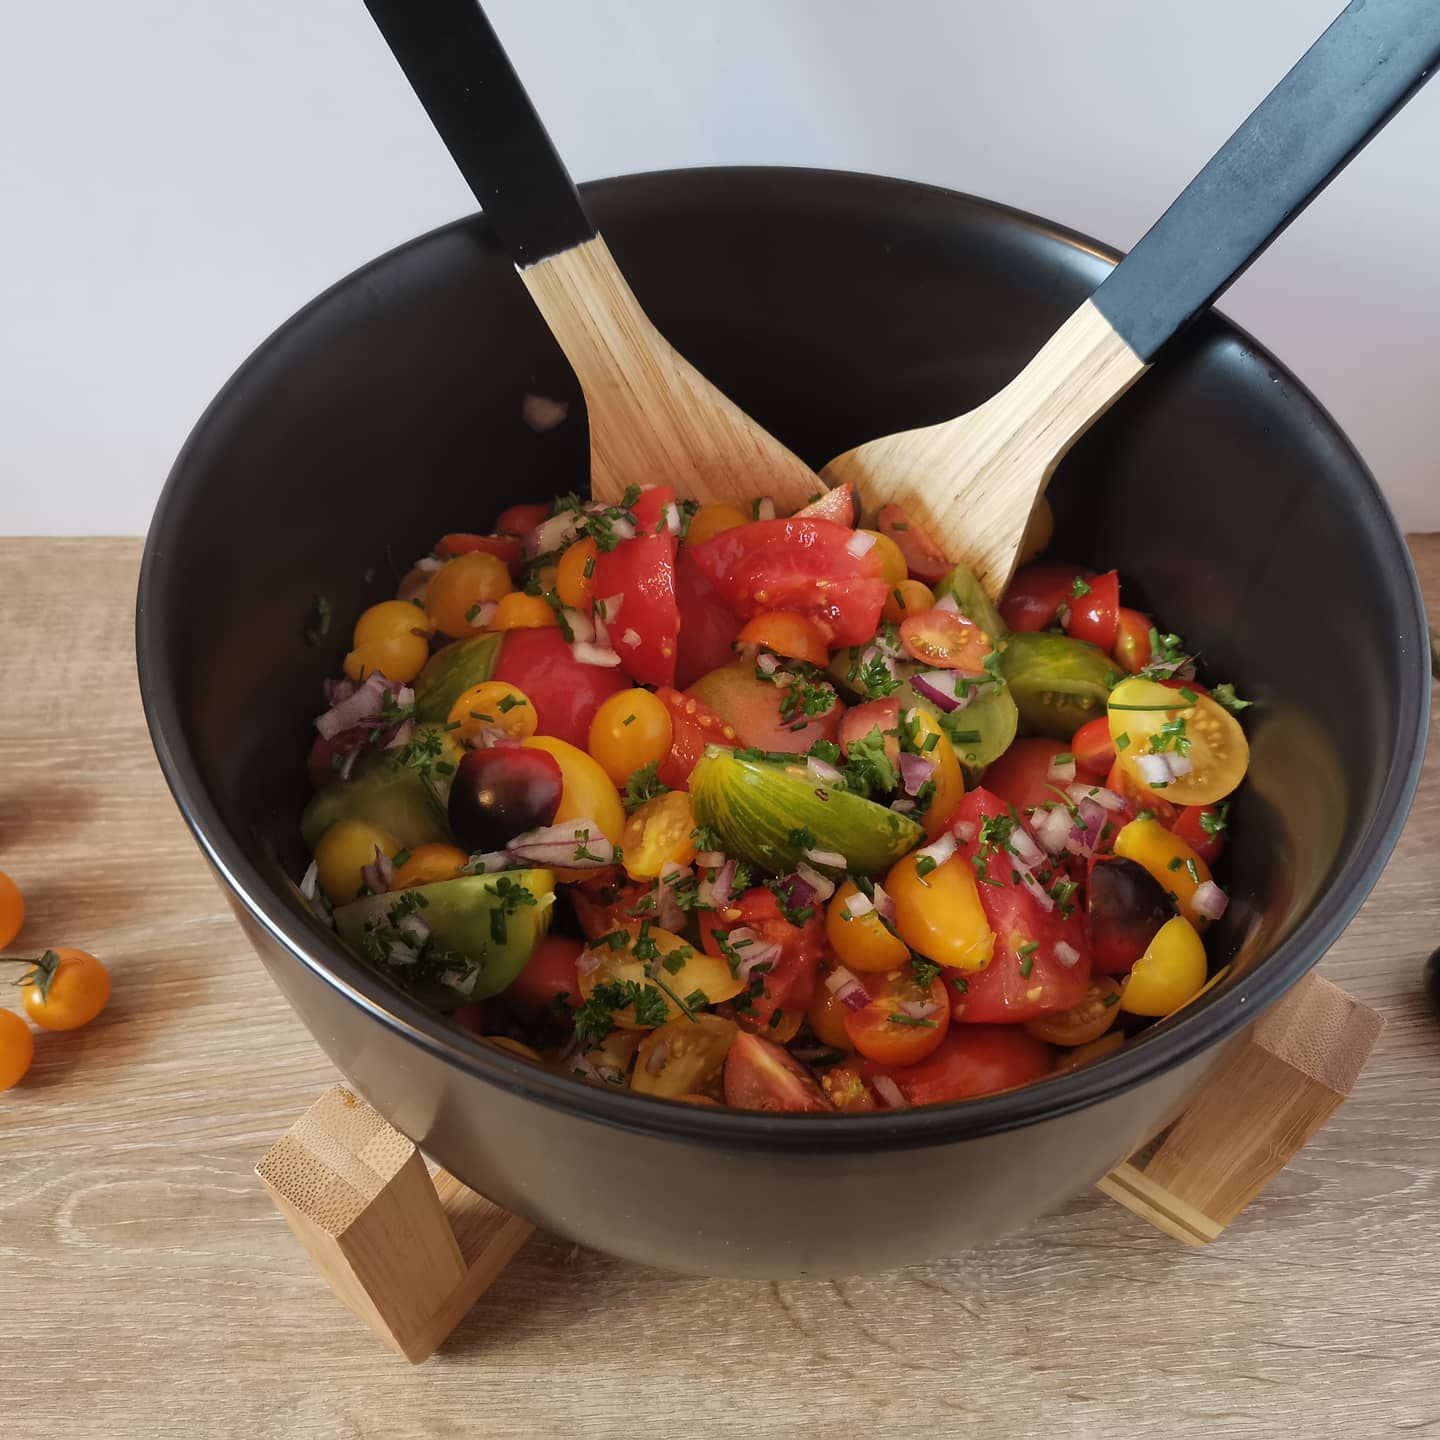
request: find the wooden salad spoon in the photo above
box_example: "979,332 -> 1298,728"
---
824,0 -> 1440,598
364,0 -> 820,511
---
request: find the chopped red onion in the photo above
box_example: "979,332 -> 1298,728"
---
1066,783 -> 1127,813
783,873 -> 818,913
576,949 -> 602,976
316,671 -> 389,739
323,676 -> 358,707
933,592 -> 962,615
1054,940 -> 1082,968
466,850 -> 510,874
620,628 -> 642,649
645,1040 -> 669,1074
755,497 -> 776,521
360,846 -> 393,895
571,642 -> 622,667
522,509 -> 583,559
795,861 -> 836,903
397,912 -> 431,944
1047,755 -> 1077,784
897,998 -> 939,1019
468,601 -> 498,631
872,1075 -> 908,1110
413,555 -> 444,574
607,515 -> 637,542
824,966 -> 869,1011
802,847 -> 847,871
506,820 -> 614,869
872,883 -> 896,924
521,392 -> 569,431
662,503 -> 681,536
953,820 -> 977,845
1031,806 -> 1072,855
298,860 -> 320,901
383,718 -> 416,752
899,751 -> 937,796
916,831 -> 957,871
1166,752 -> 1194,778
563,607 -> 595,644
1192,880 -> 1229,919
756,651 -> 781,676
700,858 -> 736,909
736,940 -> 782,984
694,850 -> 726,869
845,530 -> 877,558
1078,797 -> 1107,833
1019,870 -> 1055,912
1135,753 -> 1174,786
844,890 -> 874,918
910,669 -> 963,712
806,755 -> 842,785
1010,826 -> 1046,870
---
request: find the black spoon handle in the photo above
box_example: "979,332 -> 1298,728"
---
363,0 -> 596,267
1092,0 -> 1440,361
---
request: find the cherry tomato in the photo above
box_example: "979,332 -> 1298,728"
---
632,1014 -> 738,1098
1071,716 -> 1117,775
434,533 -> 524,576
807,969 -> 856,1049
1086,855 -> 1176,974
686,659 -> 841,755
702,887 -> 826,1028
1018,495 -> 1054,566
686,517 -> 888,649
950,787 -> 1092,1023
1065,569 -> 1119,651
1113,607 -> 1153,673
448,746 -> 563,853
843,969 -> 951,1065
1120,915 -> 1208,1016
505,933 -> 585,1013
886,850 -> 993,972
353,599 -> 432,648
1172,804 -> 1225,866
654,687 -> 740,789
1106,758 -> 1180,828
840,697 -> 899,765
899,609 -> 993,670
1107,677 -> 1250,807
19,948 -> 111,1032
875,504 -> 949,584
492,627 -> 629,748
494,502 -> 552,537
1024,976 -> 1123,1045
859,1024 -> 1053,1105
1112,816 -> 1216,931
556,537 -> 599,611
344,631 -> 430,685
674,548 -> 744,690
315,819 -> 400,903
826,880 -> 909,973
684,503 -> 749,548
448,681 -> 537,745
567,870 -> 656,939
308,727 -> 371,789
0,870 -> 25,949
521,735 -> 626,848
489,592 -> 559,631
0,1009 -> 34,1090
882,579 -> 936,624
861,530 -> 908,587
426,550 -> 513,639
622,791 -> 697,880
591,484 -> 680,688
819,1061 -> 878,1111
736,610 -> 831,668
392,843 -> 468,888
588,688 -> 673,787
1052,1030 -> 1125,1073
792,483 -> 857,527
906,706 -> 964,839
579,927 -> 742,1025
723,1032 -> 832,1111
982,738 -> 1102,815
999,562 -> 1087,632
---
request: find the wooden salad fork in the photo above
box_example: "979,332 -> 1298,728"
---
824,0 -> 1440,598
364,0 -> 820,511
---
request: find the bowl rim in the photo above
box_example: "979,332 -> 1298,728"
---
136,164 -> 1430,1152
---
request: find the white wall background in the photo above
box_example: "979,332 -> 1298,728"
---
3,0 -> 1437,534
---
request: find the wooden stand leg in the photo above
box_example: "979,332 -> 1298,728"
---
1097,972 -> 1384,1244
256,1087 -> 533,1362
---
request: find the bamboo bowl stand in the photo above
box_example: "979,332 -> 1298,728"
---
256,971 -> 1381,1364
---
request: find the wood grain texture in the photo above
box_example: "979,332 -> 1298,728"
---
3,536 -> 1440,1440
520,237 -> 821,512
823,299 -> 1148,598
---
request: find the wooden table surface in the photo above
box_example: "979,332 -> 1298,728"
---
3,536 -> 1438,1440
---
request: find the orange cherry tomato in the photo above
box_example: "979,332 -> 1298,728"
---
556,537 -> 599,611
489,592 -> 559,631
685,503 -> 749,549
0,871 -> 24,949
19,948 -> 111,1032
1113,608 -> 1153,673
882,579 -> 935,624
899,609 -> 993,670
392,843 -> 468,889
426,550 -> 513,638
1023,977 -> 1123,1045
495,503 -> 553,537
807,970 -> 855,1050
588,689 -> 674,787
448,680 -> 538,743
0,1010 -> 34,1091
736,610 -> 831,667
842,969 -> 951,1066
826,880 -> 909,973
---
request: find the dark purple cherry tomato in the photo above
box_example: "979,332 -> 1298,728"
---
1087,856 -> 1175,975
448,746 -> 563,852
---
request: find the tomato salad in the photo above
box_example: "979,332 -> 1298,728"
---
298,485 -> 1250,1113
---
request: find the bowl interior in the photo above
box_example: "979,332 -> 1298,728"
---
139,167 -> 1427,1136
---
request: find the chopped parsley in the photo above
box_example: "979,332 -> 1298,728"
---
1070,575 -> 1092,598
1212,682 -> 1253,714
574,978 -> 669,1047
497,693 -> 526,714
909,956 -> 943,989
623,761 -> 670,813
1200,802 -> 1230,838
303,595 -> 333,647
787,826 -> 816,851
487,875 -> 537,945
842,725 -> 899,799
887,1013 -> 938,1028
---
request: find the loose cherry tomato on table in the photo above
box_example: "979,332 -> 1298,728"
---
653,687 -> 740,789
842,968 -> 952,1066
1065,569 -> 1119,651
875,504 -> 949,584
494,502 -> 553,537
859,1024 -> 1054,1105
590,484 -> 680,688
17,948 -> 111,1032
504,933 -> 585,1013
588,688 -> 674,787
723,1032 -> 832,1111
1113,607 -> 1153,673
899,609 -> 993,670
736,611 -> 831,668
0,870 -> 25,949
0,1010 -> 34,1090
491,627 -> 629,748
999,563 -> 1088,632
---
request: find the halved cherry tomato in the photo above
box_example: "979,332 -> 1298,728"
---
1106,757 -> 1180,827
1086,855 -> 1176,975
492,627 -> 629,749
674,549 -> 743,689
1120,915 -> 1208,1016
591,485 -> 680,688
392,843 -> 467,888
999,563 -> 1087,632
876,504 -> 949,584
950,787 -> 1091,1023
702,887 -> 825,1030
899,609 -> 993,670
489,592 -> 558,631
654,686 -> 740,789
1113,607 -> 1153,673
684,503 -> 749,549
307,725 -> 370,790
843,969 -> 951,1065
736,611 -> 830,668
1108,677 -> 1249,807
1072,716 -> 1117,775
862,531 -> 907,587
1065,569 -> 1119,651
1112,816 -> 1215,931
819,1061 -> 878,1111
505,933 -> 585,1013
982,738 -> 1103,815
1024,976 -> 1123,1045
495,502 -> 552,537
567,870 -> 657,939
905,706 -> 965,839
434,532 -> 524,576
686,518 -> 888,649
808,969 -> 857,1049
686,660 -> 841,755
724,1032 -> 832,1111
859,1024 -> 1054,1105
882,579 -> 935,624
886,850 -> 993,972
449,680 -> 538,743
793,483 -> 857,527
1173,805 -> 1226,866
622,791 -> 697,880
826,879 -> 909,973
839,698 -> 900,769
426,550 -> 513,639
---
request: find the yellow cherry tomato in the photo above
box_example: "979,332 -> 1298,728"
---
1112,816 -> 1215,931
863,530 -> 908,587
905,707 -> 964,839
622,791 -> 697,880
1019,494 -> 1054,566
19,948 -> 111,1032
587,689 -> 673,787
392,843 -> 468,888
886,850 -> 994,972
580,1026 -> 644,1084
1120,915 -> 1209,1017
354,599 -> 433,647
0,1009 -> 35,1090
684,503 -> 749,548
344,631 -> 430,684
882,579 -> 935,624
807,972 -> 855,1050
556,537 -> 599,610
576,927 -> 743,1026
1107,676 -> 1249,806
521,736 -> 625,846
826,880 -> 909,973
489,591 -> 558,631
425,550 -> 513,638
448,681 -> 538,743
631,1013 -> 738,1098
736,610 -> 831,667
0,870 -> 24,949
314,818 -> 401,903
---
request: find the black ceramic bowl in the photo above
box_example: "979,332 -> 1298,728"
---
138,168 -> 1428,1278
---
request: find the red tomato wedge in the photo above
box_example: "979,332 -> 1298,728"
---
982,738 -> 1104,814
860,1024 -> 1053,1105
674,550 -> 742,689
491,626 -> 628,748
1071,716 -> 1117,775
950,787 -> 1092,1023
434,532 -> 524,576
654,686 -> 740,789
1065,568 -> 1119,651
1172,805 -> 1226,866
793,483 -> 857,527
724,1032 -> 832,1112
591,484 -> 680,688
494,503 -> 552,537
567,870 -> 658,939
876,503 -> 949,584
1106,758 -> 1180,827
504,934 -> 585,1012
686,518 -> 887,649
702,887 -> 825,1030
999,562 -> 1088,632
